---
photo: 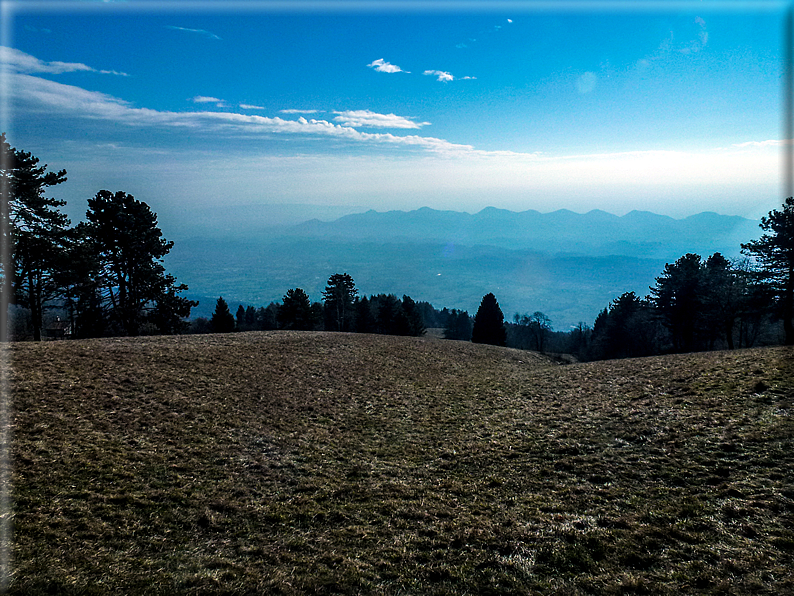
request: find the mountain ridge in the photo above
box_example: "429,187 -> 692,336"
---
166,206 -> 763,328
284,206 -> 759,259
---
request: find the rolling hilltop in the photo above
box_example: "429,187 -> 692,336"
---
167,207 -> 761,329
8,332 -> 793,594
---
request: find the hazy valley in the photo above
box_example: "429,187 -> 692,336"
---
168,207 -> 760,329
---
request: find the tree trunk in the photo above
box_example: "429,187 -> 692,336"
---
28,269 -> 41,341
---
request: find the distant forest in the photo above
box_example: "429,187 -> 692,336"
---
3,135 -> 794,360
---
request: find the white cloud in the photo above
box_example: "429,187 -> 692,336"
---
333,110 -> 430,129
190,95 -> 228,107
165,26 -> 221,40
0,46 -> 128,76
191,96 -> 222,103
729,139 -> 792,148
9,72 -> 470,154
423,70 -> 474,82
368,58 -> 408,74
423,70 -> 454,82
239,103 -> 265,110
280,109 -> 320,114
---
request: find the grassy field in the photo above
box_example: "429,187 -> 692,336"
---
5,332 -> 794,594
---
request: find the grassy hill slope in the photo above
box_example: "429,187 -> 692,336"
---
6,333 -> 794,594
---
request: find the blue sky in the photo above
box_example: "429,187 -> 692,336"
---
1,1 -> 790,233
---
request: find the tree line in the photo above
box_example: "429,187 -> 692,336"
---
194,273 -> 429,338
1,134 -> 196,340
3,135 -> 793,357
471,198 -> 794,360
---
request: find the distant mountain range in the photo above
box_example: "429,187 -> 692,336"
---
167,207 -> 762,330
284,207 -> 759,259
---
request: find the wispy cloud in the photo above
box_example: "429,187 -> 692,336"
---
333,110 -> 429,129
239,103 -> 265,110
190,95 -> 228,107
165,25 -> 221,40
367,58 -> 408,74
0,46 -> 128,76
729,139 -> 792,148
423,70 -> 475,83
423,70 -> 454,82
642,15 -> 710,67
280,109 -> 321,114
10,72 -> 471,155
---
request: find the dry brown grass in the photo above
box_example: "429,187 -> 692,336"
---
4,332 -> 793,594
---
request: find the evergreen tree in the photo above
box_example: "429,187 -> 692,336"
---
471,293 -> 507,346
322,273 -> 357,331
85,190 -> 195,336
649,253 -> 706,352
742,197 -> 794,345
279,288 -> 314,330
401,295 -> 426,336
148,275 -> 195,334
56,222 -> 106,338
235,304 -> 246,331
311,301 -> 324,331
733,258 -> 775,348
589,292 -> 658,359
702,253 -> 743,349
370,293 -> 412,335
244,305 -> 256,329
210,296 -> 235,333
1,134 -> 70,340
259,302 -> 279,330
443,309 -> 472,341
354,296 -> 374,333
416,301 -> 444,328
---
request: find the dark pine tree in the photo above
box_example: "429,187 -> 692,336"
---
244,305 -> 256,329
259,302 -> 279,330
85,190 -> 195,336
2,133 -> 70,341
471,293 -> 507,346
279,288 -> 315,330
235,304 -> 246,331
401,295 -> 426,336
210,296 -> 235,333
443,309 -> 472,341
322,273 -> 357,331
354,296 -> 375,333
649,253 -> 706,353
742,197 -> 794,345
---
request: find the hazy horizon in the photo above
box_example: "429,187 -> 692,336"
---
2,1 -> 790,235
